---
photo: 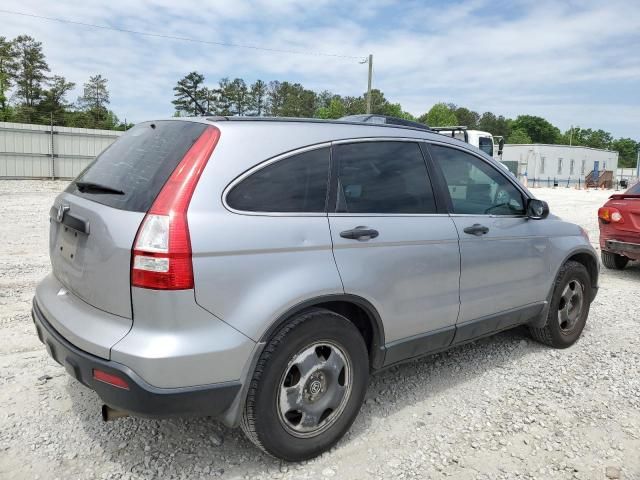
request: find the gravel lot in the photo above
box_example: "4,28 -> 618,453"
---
1,181 -> 639,480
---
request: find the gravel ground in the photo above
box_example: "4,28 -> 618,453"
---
1,180 -> 639,480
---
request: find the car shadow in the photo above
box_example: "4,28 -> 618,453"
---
67,324 -> 547,473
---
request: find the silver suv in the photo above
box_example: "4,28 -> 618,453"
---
33,117 -> 598,461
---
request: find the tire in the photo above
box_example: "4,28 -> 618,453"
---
529,261 -> 591,349
241,308 -> 369,461
601,250 -> 629,270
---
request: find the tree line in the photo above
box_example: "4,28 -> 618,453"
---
0,35 -> 129,130
173,72 -> 638,167
0,33 -> 636,166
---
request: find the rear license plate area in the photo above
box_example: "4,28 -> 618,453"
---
55,226 -> 82,268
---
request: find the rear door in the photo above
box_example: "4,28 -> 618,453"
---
328,140 -> 460,362
50,120 -> 207,319
426,143 -> 550,332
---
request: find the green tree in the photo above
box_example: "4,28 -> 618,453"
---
510,115 -> 560,144
452,106 -> 480,128
37,75 -> 75,122
248,79 -> 267,116
611,138 -> 638,168
421,102 -> 457,127
267,81 -> 316,117
78,74 -> 111,127
79,74 -> 110,110
13,35 -> 49,118
172,71 -> 206,116
201,87 -> 219,114
0,36 -> 18,113
507,128 -> 532,144
227,78 -> 249,116
316,97 -> 345,119
478,112 -> 511,138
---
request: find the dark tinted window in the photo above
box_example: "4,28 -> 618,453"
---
478,137 -> 493,156
335,142 -> 436,214
429,144 -> 525,215
227,148 -> 330,212
67,121 -> 207,212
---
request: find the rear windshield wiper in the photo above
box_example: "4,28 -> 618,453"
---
75,181 -> 125,195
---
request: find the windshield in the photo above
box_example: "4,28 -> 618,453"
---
478,136 -> 493,156
628,182 -> 640,194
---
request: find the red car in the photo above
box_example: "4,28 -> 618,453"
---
598,182 -> 640,269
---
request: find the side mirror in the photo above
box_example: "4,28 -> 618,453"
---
527,199 -> 549,220
498,138 -> 505,156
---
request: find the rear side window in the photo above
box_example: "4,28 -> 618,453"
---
67,121 -> 207,212
226,147 -> 330,213
628,182 -> 640,194
334,141 -> 436,214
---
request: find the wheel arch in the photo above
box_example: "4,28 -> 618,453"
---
530,247 -> 599,329
259,294 -> 387,370
564,249 -> 599,299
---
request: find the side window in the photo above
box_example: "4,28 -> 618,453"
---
429,144 -> 525,216
226,147 -> 330,213
334,141 -> 436,214
478,137 -> 493,156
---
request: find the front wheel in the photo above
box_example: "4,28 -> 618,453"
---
529,261 -> 591,348
601,250 -> 629,270
241,309 -> 369,461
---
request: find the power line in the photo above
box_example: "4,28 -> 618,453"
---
0,8 -> 366,61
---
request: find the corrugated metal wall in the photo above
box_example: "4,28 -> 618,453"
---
0,122 -> 122,179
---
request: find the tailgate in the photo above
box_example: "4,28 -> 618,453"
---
49,193 -> 145,318
46,120 -> 207,324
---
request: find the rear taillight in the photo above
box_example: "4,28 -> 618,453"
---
598,207 -> 624,224
132,126 -> 220,290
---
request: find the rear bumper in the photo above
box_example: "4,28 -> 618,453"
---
32,299 -> 241,418
605,239 -> 640,259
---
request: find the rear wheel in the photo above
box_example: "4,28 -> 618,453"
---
241,309 -> 369,461
601,250 -> 629,270
529,261 -> 591,348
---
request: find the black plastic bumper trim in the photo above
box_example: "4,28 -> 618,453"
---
606,239 -> 640,254
32,298 -> 241,418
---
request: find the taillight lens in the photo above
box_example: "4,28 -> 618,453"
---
93,369 -> 130,390
132,126 -> 220,290
598,207 -> 624,224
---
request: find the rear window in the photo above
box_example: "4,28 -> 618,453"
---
67,121 -> 207,212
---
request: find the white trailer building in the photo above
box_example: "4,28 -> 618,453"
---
501,144 -> 619,186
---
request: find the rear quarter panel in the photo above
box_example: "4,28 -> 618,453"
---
188,123 -> 351,341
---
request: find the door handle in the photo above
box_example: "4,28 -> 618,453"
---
463,223 -> 489,236
340,226 -> 379,241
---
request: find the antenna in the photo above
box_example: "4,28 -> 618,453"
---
181,89 -> 212,116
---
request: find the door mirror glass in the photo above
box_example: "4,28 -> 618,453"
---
526,199 -> 549,219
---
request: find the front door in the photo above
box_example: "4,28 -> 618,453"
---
328,140 -> 461,362
427,143 -> 550,333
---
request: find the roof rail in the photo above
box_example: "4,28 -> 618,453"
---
203,115 -> 435,133
430,126 -> 468,131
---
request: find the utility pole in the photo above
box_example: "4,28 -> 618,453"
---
366,54 -> 373,114
50,112 -> 55,180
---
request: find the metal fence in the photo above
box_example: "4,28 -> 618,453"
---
0,121 -> 122,179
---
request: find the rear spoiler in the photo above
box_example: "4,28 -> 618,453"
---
609,194 -> 640,200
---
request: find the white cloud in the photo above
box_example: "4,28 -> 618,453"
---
1,0 -> 639,138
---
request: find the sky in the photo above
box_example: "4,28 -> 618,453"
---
2,0 -> 639,139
